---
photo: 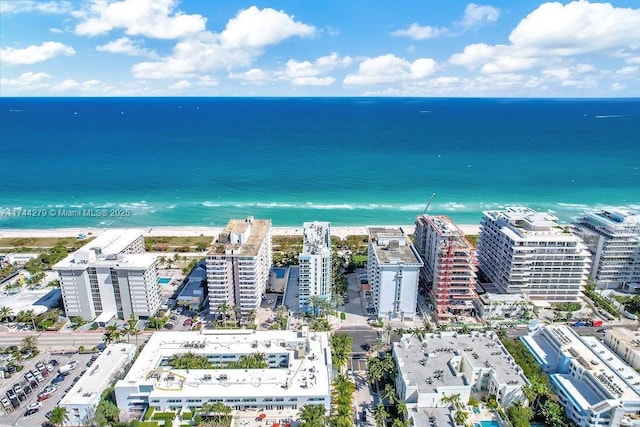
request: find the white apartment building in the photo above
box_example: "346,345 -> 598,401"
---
367,227 -> 423,320
573,210 -> 640,290
477,207 -> 591,302
60,343 -> 137,426
207,217 -> 272,317
414,215 -> 478,320
54,230 -> 161,321
394,331 -> 527,426
604,327 -> 640,370
114,328 -> 332,422
522,325 -> 640,427
298,221 -> 332,313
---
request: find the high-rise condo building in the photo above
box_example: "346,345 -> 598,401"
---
414,215 -> 478,320
367,226 -> 423,320
206,217 -> 272,317
477,207 -> 591,302
573,209 -> 640,290
298,221 -> 332,313
54,230 -> 160,321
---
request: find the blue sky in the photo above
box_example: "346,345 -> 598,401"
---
1,0 -> 640,96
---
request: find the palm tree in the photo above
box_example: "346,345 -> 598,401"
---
0,306 -> 14,322
330,332 -> 352,373
218,301 -> 229,325
384,323 -> 393,345
120,323 -> 131,343
395,400 -> 407,419
381,384 -> 397,406
299,404 -> 327,427
50,406 -> 70,427
17,309 -> 37,330
130,327 -> 142,347
367,357 -> 384,391
22,335 -> 38,353
247,309 -> 257,325
373,403 -> 389,427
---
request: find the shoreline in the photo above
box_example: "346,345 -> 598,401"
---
0,224 -> 482,240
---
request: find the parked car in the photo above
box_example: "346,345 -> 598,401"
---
37,393 -> 51,402
51,374 -> 66,385
48,359 -> 58,366
1,397 -> 12,411
27,402 -> 42,411
25,407 -> 39,416
42,385 -> 57,394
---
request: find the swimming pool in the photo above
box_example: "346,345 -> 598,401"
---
158,277 -> 171,284
474,421 -> 500,427
273,268 -> 286,279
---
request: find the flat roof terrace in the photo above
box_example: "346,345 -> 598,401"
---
395,332 -> 527,393
368,227 -> 422,266
208,219 -> 271,257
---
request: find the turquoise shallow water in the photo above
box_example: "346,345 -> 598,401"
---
0,97 -> 638,228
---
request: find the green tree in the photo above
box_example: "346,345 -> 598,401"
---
441,393 -> 463,411
50,406 -> 70,427
130,327 -> 142,347
507,401 -> 534,427
382,384 -> 397,406
330,332 -> 353,373
299,404 -> 327,427
373,403 -> 388,427
453,410 -> 469,426
22,335 -> 38,353
541,399 -> 565,427
0,306 -> 14,322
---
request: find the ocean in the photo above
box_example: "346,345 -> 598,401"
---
0,97 -> 638,229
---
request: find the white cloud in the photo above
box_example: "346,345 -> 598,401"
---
616,66 -> 638,76
282,53 -> 351,79
228,68 -> 273,82
459,4 -> 500,29
344,54 -> 437,85
291,76 -> 335,86
132,7 -> 316,80
627,56 -> 640,65
1,41 -> 75,65
73,0 -> 206,39
509,1 -> 640,56
49,28 -> 64,34
197,76 -> 218,86
611,82 -> 625,91
168,80 -> 191,90
450,1 -> 640,75
0,1 -> 72,14
97,37 -> 158,58
220,6 -> 315,49
392,23 -> 447,40
0,72 -> 52,90
51,79 -> 107,92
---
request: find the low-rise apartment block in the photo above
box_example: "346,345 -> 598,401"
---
394,331 -> 527,426
522,325 -> 640,426
60,343 -> 137,426
54,230 -> 160,321
573,209 -> 640,290
367,226 -> 423,320
477,207 -> 591,302
414,215 -> 478,320
114,328 -> 332,422
207,217 -> 272,317
604,327 -> 640,370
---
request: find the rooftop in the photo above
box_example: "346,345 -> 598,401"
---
483,207 -> 580,241
303,221 -> 331,251
208,218 -> 271,257
55,252 -> 156,269
394,332 -> 527,394
368,226 -> 423,266
417,215 -> 474,250
605,327 -> 640,353
60,343 -> 136,406
523,325 -> 640,403
79,229 -> 143,255
118,329 -> 331,399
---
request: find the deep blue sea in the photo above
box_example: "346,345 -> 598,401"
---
0,97 -> 638,229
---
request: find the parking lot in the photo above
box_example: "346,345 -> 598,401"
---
0,351 -> 95,427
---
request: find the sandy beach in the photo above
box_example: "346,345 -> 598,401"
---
0,224 -> 481,240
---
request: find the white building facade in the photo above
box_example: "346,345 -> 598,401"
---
522,325 -> 640,427
114,328 -> 332,422
367,227 -> 423,320
60,343 -> 137,426
298,221 -> 332,313
477,207 -> 591,302
604,327 -> 640,371
206,217 -> 272,317
573,210 -> 640,290
54,230 -> 161,321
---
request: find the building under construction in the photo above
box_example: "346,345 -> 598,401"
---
414,215 -> 478,320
